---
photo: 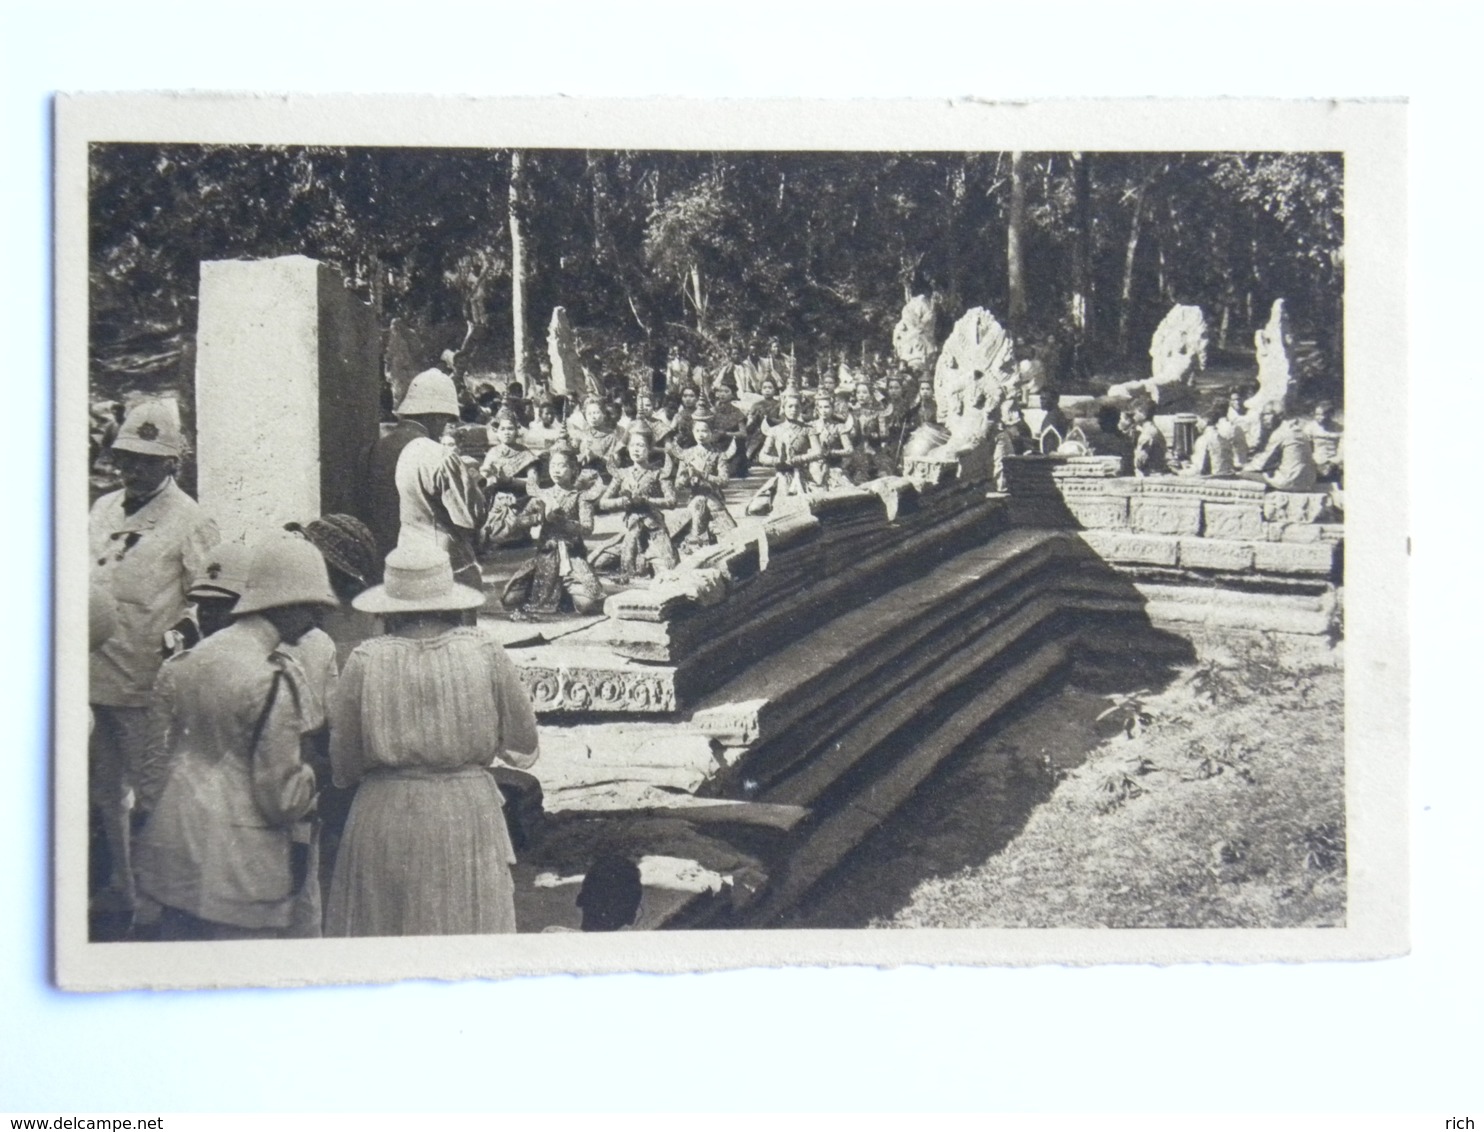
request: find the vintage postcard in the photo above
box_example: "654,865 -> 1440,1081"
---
55,94 -> 1408,990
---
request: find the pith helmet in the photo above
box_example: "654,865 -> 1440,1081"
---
112,400 -> 184,458
396,368 -> 460,418
188,541 -> 251,601
234,533 -> 338,615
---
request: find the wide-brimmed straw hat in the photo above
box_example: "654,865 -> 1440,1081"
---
352,543 -> 485,614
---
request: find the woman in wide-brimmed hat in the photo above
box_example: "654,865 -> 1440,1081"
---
325,543 -> 539,937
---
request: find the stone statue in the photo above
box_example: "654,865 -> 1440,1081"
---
547,307 -> 586,400
1108,304 -> 1208,409
931,307 -> 1017,450
1253,299 -> 1295,410
892,293 -> 939,374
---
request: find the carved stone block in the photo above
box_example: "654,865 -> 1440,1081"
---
1064,496 -> 1129,530
1177,538 -> 1256,572
1139,477 -> 1266,503
1252,540 -> 1338,576
514,649 -> 679,714
1078,530 -> 1181,566
1201,501 -> 1266,541
1262,492 -> 1330,524
1129,496 -> 1204,536
1279,522 -> 1325,544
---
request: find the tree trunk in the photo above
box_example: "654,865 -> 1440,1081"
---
1069,152 -> 1093,373
1007,151 -> 1028,331
1117,182 -> 1148,357
508,150 -> 532,383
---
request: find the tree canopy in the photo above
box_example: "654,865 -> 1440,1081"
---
89,145 -> 1343,392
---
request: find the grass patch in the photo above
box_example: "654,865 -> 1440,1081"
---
885,636 -> 1345,929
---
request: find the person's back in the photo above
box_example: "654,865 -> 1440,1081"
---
364,418 -> 427,559
1255,419 -> 1318,492
1132,408 -> 1169,476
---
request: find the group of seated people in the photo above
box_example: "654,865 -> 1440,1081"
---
430,369 -> 943,608
1095,382 -> 1344,494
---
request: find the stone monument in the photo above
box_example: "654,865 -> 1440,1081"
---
892,293 -> 939,374
1108,304 -> 1208,409
548,307 -> 586,399
931,306 -> 1017,449
195,255 -> 381,543
1253,298 -> 1295,409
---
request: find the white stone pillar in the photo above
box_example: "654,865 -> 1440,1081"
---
195,255 -> 380,543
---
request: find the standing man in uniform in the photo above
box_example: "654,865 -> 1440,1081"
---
363,368 -> 484,589
88,400 -> 219,914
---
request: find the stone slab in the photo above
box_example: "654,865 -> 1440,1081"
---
1138,477 -> 1266,503
1252,540 -> 1339,576
508,645 -> 678,714
689,529 -> 1070,748
196,255 -> 379,541
1176,538 -> 1256,573
1278,522 -> 1325,544
1133,583 -> 1329,612
1143,599 -> 1334,636
1129,496 -> 1204,536
1262,492 -> 1331,524
750,639 -> 1069,921
1201,501 -> 1266,542
1078,530 -> 1181,567
1063,496 -> 1130,530
1056,477 -> 1138,497
762,597 -> 1067,808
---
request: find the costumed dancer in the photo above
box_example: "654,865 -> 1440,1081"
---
746,387 -> 823,515
595,421 -> 679,582
500,440 -> 605,617
478,407 -> 542,550
670,407 -> 740,555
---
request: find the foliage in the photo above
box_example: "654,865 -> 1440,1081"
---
88,145 -> 1346,398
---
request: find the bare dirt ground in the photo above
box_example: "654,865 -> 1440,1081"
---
788,635 -> 1345,930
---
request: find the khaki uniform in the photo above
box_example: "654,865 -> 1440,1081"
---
88,480 -> 218,905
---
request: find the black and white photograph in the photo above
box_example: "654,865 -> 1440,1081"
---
53,95 -> 1406,990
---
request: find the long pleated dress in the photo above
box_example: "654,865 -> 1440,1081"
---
324,627 -> 539,936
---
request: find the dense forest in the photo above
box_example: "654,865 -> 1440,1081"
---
89,145 -> 1343,393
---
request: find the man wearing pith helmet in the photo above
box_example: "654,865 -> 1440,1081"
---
88,399 -> 219,915
363,367 -> 483,589
134,533 -> 337,940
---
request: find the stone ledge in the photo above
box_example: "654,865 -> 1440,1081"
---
509,646 -> 679,714
1177,537 -> 1256,572
1252,540 -> 1339,576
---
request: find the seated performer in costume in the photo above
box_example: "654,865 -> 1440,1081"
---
478,407 -> 542,550
746,388 -> 823,515
595,421 -> 680,582
808,390 -> 856,489
708,381 -> 751,478
500,440 -> 605,618
847,379 -> 884,483
670,407 -> 740,556
575,394 -> 624,478
745,376 -> 783,464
